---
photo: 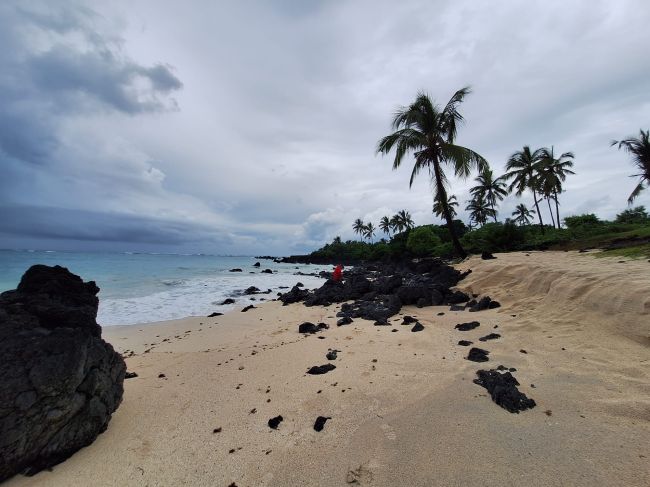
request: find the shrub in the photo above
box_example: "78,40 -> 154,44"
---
563,214 -> 602,229
406,226 -> 442,256
460,222 -> 526,253
615,206 -> 649,224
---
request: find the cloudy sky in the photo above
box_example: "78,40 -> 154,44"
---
1,0 -> 649,255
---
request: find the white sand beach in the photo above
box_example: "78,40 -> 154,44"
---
7,251 -> 649,487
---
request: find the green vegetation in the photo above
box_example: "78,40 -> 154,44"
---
377,87 -> 487,258
307,86 -> 648,264
306,207 -> 650,263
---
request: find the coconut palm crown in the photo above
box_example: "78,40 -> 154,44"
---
379,216 -> 392,236
433,194 -> 458,220
503,146 -> 545,232
511,203 -> 536,226
611,129 -> 650,204
537,147 -> 575,228
377,87 -> 487,257
469,166 -> 508,222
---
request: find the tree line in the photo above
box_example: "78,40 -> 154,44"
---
368,86 -> 649,258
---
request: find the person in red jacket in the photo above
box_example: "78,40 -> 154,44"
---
332,264 -> 344,282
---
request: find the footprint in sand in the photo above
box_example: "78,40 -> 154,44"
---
379,423 -> 397,441
346,463 -> 374,485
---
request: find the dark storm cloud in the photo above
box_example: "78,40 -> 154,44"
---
0,0 -> 648,255
0,205 -> 231,246
0,1 -> 182,166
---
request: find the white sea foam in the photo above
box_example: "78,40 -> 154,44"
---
98,271 -> 326,326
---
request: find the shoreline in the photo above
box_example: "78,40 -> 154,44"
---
6,251 -> 649,487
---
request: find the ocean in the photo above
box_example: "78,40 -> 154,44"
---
0,250 -> 328,326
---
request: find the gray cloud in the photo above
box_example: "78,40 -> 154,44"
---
0,0 -> 649,255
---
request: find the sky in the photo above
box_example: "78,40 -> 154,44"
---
1,0 -> 649,255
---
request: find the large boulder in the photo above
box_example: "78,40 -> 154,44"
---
0,265 -> 125,481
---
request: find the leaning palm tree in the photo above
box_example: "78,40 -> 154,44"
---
511,203 -> 536,226
352,218 -> 365,241
503,146 -> 545,232
538,147 -> 574,228
433,194 -> 458,220
364,223 -> 376,243
379,216 -> 392,237
465,195 -> 495,227
611,129 -> 650,204
469,166 -> 508,222
377,87 -> 487,257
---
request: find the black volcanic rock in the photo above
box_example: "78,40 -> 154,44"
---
268,415 -> 283,429
326,350 -> 338,360
401,316 -> 417,325
244,286 -> 260,295
220,298 -> 236,305
473,370 -> 536,413
241,305 -> 256,312
469,296 -> 500,312
479,333 -> 501,342
337,316 -> 353,326
307,364 -> 336,375
208,312 -> 223,317
0,265 -> 125,481
279,285 -> 310,305
481,252 -> 496,260
458,340 -> 473,346
467,347 -> 490,362
261,269 -> 273,274
229,268 -> 243,272
314,416 -> 331,432
298,322 -> 319,334
455,321 -> 480,331
411,322 -> 424,332
253,262 -> 261,267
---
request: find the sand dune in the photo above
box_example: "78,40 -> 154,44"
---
6,251 -> 649,486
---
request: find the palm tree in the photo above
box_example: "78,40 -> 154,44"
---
611,129 -> 650,204
503,146 -> 545,232
397,210 -> 415,230
433,194 -> 458,220
364,223 -> 376,243
538,147 -> 574,228
511,203 -> 536,226
379,216 -> 392,237
352,218 -> 365,241
389,214 -> 402,233
377,87 -> 487,258
469,166 -> 508,222
466,195 -> 495,227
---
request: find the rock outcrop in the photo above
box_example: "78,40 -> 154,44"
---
0,265 -> 125,481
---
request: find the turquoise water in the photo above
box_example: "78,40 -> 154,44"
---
0,250 -> 327,325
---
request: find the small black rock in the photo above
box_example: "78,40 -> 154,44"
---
457,340 -> 473,346
220,298 -> 236,305
467,347 -> 490,362
268,415 -> 283,429
125,371 -> 138,379
455,321 -> 480,331
298,322 -> 319,334
478,333 -> 501,342
208,312 -> 223,317
411,322 -> 424,332
241,305 -> 256,312
314,416 -> 331,432
307,364 -> 336,375
337,317 -> 353,326
326,350 -> 338,360
402,315 -> 417,324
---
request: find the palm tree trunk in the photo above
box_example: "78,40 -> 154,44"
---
532,188 -> 545,234
546,197 -> 556,229
491,202 -> 497,223
554,190 -> 561,229
432,162 -> 467,258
